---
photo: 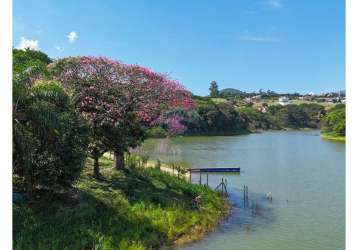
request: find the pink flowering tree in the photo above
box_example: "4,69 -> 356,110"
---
50,57 -> 195,174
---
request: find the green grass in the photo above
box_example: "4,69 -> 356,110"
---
321,133 -> 346,142
210,98 -> 228,104
13,157 -> 229,250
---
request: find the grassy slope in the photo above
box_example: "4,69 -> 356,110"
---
13,157 -> 229,250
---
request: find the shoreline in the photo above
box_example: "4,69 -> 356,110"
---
143,160 -> 233,247
143,159 -> 233,247
173,198 -> 232,247
14,155 -> 232,250
148,127 -> 321,139
321,133 -> 346,142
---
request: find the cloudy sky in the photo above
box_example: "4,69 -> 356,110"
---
13,0 -> 345,95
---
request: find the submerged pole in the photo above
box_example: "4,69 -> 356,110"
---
243,185 -> 246,201
221,178 -> 224,195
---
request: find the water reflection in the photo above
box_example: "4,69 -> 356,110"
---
141,131 -> 345,250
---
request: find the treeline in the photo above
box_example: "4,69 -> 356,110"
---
149,96 -> 327,137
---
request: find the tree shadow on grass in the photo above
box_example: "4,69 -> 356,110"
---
105,167 -> 200,209
13,189 -> 168,250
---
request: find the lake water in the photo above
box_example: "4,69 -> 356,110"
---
141,130 -> 345,250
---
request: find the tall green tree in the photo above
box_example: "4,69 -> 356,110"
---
209,81 -> 219,98
13,49 -> 89,193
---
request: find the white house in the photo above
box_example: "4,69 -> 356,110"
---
278,96 -> 291,106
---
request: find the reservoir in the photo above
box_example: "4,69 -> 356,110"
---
141,130 -> 345,250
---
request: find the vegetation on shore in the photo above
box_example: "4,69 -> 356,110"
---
13,156 -> 230,250
150,95 -> 327,137
321,104 -> 345,141
13,49 -> 229,250
321,133 -> 345,142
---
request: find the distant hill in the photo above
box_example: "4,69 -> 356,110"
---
219,88 -> 245,95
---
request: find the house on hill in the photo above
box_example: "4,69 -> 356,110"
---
278,96 -> 291,106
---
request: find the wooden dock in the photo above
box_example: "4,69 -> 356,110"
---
188,167 -> 240,173
187,167 -> 240,187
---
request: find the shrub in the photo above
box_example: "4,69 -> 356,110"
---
321,104 -> 345,136
146,126 -> 167,138
13,81 -> 89,193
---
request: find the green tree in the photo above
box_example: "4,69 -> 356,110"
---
13,48 -> 52,86
321,104 -> 345,136
209,81 -> 219,98
13,80 -> 89,193
13,49 -> 89,194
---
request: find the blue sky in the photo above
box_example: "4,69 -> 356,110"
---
13,0 -> 345,95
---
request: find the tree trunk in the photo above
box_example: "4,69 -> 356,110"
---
93,156 -> 100,178
24,171 -> 34,197
115,150 -> 125,170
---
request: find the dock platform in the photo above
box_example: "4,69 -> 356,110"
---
188,167 -> 240,173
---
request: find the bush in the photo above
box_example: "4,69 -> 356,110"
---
13,81 -> 89,193
146,126 -> 167,138
321,104 -> 345,136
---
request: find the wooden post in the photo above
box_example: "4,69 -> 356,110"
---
199,173 -> 202,185
243,185 -> 246,202
223,182 -> 228,196
206,173 -> 209,187
221,178 -> 224,195
189,170 -> 192,183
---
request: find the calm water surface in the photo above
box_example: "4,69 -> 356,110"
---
142,130 -> 345,250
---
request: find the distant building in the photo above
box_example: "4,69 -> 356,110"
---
278,96 -> 290,105
303,95 -> 313,101
244,97 -> 252,103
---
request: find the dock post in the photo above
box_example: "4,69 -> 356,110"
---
243,185 -> 247,203
189,170 -> 192,183
206,173 -> 209,187
221,178 -> 224,195
243,185 -> 245,201
199,173 -> 202,185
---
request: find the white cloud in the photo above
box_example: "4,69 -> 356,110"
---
16,37 -> 39,50
266,0 -> 282,8
239,35 -> 280,42
67,31 -> 78,43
